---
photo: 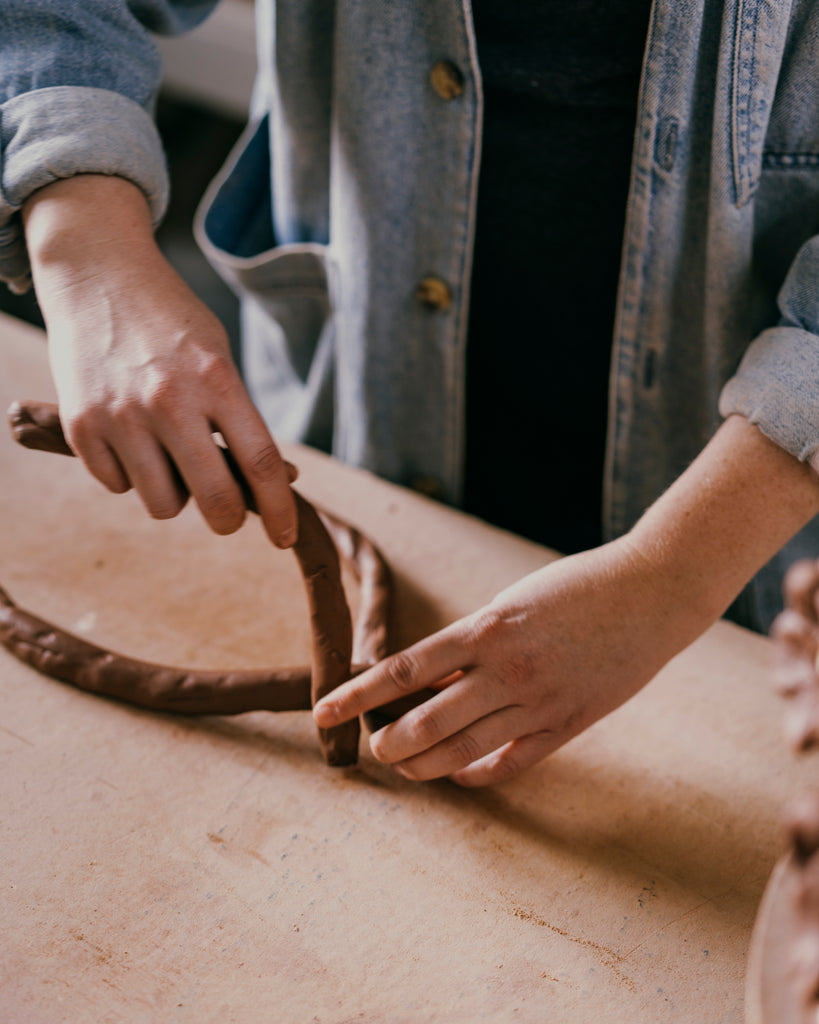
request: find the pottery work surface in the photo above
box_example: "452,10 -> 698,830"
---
0,312 -> 812,1023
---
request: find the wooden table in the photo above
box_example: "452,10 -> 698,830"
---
0,312 -> 808,1022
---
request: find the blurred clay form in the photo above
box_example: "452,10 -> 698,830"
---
2,401 -> 393,767
746,560 -> 819,1023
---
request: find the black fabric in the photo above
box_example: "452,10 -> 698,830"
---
463,2 -> 652,553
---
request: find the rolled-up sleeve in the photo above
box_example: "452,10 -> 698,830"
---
720,235 -> 819,470
0,0 -> 218,293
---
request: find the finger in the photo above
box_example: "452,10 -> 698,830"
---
448,731 -> 563,788
71,435 -> 132,494
783,560 -> 819,622
367,671 -> 504,764
785,790 -> 819,862
772,607 -> 818,656
160,425 -> 248,534
386,704 -> 536,782
218,409 -> 297,549
771,610 -> 819,701
62,412 -> 134,493
313,624 -> 471,728
109,431 -> 189,520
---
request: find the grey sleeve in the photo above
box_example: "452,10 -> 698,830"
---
0,0 -> 219,292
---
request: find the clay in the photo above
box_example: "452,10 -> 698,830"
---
291,490 -> 360,765
0,582 -> 314,714
4,401 -> 393,766
746,559 -> 819,1023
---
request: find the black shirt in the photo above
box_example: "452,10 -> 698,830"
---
464,1 -> 652,553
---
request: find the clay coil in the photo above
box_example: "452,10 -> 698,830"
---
4,401 -> 394,766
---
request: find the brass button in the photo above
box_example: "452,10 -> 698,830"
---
415,276 -> 452,311
430,60 -> 465,100
410,476 -> 445,500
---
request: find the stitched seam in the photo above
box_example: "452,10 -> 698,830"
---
762,151 -> 819,167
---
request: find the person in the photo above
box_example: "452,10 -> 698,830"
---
5,1 -> 819,785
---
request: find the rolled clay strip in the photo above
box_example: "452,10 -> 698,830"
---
0,583 -> 314,714
4,401 -> 394,766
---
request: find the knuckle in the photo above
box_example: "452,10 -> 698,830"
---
443,730 -> 482,767
199,350 -> 237,397
199,487 -> 244,531
385,651 -> 421,695
470,607 -> 505,643
467,607 -> 512,660
246,443 -> 285,483
485,749 -> 521,784
409,706 -> 444,747
62,406 -> 106,449
105,399 -> 149,438
142,378 -> 182,416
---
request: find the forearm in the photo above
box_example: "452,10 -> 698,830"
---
626,413 -> 819,640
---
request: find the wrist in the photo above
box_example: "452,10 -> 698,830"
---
614,528 -> 723,647
624,416 -> 819,634
23,174 -> 160,286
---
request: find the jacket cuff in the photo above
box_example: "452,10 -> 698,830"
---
0,86 -> 169,293
719,325 -> 819,466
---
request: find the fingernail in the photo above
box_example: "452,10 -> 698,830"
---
275,526 -> 298,549
368,730 -> 386,759
314,702 -> 337,727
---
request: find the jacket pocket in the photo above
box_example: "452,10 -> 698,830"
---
194,115 -> 332,384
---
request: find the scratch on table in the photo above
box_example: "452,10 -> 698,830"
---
207,829 -> 272,868
1,725 -> 34,746
500,891 -> 636,992
621,893 -> 724,960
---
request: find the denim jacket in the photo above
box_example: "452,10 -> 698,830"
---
4,0 -> 819,628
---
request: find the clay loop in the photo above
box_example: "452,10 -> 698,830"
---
3,401 -> 393,766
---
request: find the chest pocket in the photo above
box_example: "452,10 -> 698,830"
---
731,0 -> 793,207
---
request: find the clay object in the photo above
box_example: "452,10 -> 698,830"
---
745,817 -> 819,1024
0,581 -> 314,714
291,490 -> 359,765
4,401 -> 394,766
745,558 -> 819,1022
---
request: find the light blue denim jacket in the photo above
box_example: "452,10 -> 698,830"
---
4,0 -> 819,628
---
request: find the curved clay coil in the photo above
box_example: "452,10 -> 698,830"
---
3,401 -> 393,766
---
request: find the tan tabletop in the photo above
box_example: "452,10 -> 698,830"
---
0,312 -> 809,1023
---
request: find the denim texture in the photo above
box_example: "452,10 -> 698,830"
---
0,1 -> 216,291
4,0 -> 819,627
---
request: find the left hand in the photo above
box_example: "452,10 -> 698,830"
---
314,535 -> 689,786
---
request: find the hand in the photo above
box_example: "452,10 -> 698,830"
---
315,536 -> 687,786
316,415 -> 819,786
23,175 -> 297,547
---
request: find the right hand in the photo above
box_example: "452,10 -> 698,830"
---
23,175 -> 298,548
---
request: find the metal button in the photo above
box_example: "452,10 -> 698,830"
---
410,476 -> 445,500
415,276 -> 452,311
430,60 -> 465,100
